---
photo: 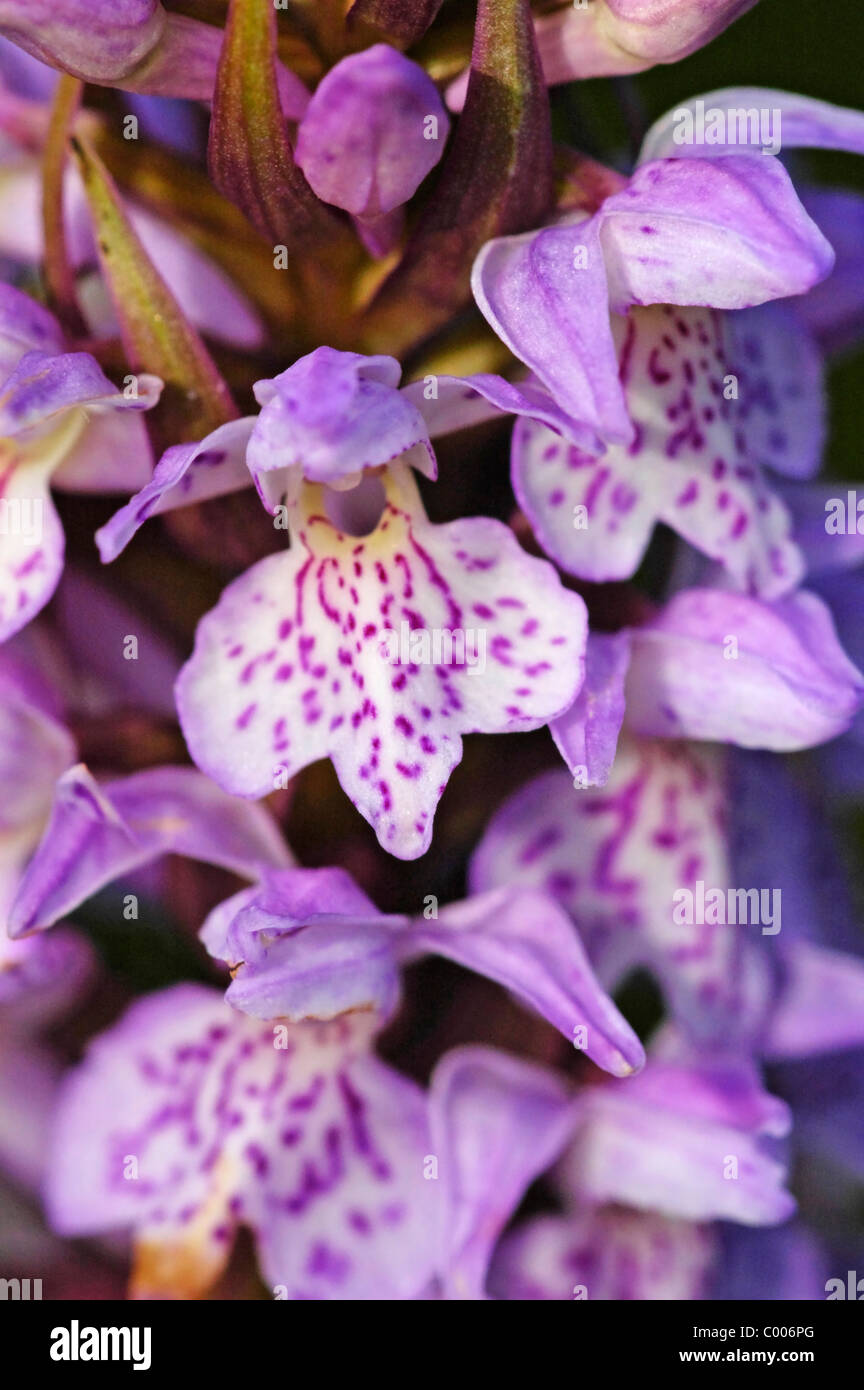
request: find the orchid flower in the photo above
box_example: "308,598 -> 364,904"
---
0,283 -> 163,643
96,348 -> 591,859
44,991 -> 586,1299
474,91 -> 864,597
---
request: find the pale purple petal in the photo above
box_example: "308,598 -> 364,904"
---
0,464 -> 65,643
763,943 -> 864,1061
0,349 -> 161,438
0,282 -> 63,375
95,418 -> 256,563
201,867 -> 407,1024
402,372 -> 592,444
640,87 -> 864,163
796,188 -> 864,355
600,157 -> 834,311
295,46 -> 449,220
470,741 -> 760,1049
472,218 -> 633,450
9,763 -> 292,936
549,631 -> 630,787
560,1063 -> 794,1224
409,886 -> 644,1077
428,1048 -> 577,1300
249,349 -> 436,494
624,588 -> 864,750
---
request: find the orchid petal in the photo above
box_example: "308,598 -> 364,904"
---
428,1048 -> 577,1300
472,218 -> 632,451
624,588 -> 864,750
410,886 -> 644,1077
470,740 -> 759,1049
549,630 -> 630,788
9,763 -> 292,936
600,157 -> 833,311
640,88 -> 864,164
512,305 -> 805,597
95,418 -> 256,563
560,1063 -> 794,1224
490,1208 -> 714,1300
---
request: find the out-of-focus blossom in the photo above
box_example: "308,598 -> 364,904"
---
448,1 -> 758,107
0,0 -> 309,112
97,348 -> 591,860
0,74 -> 265,351
45,991 -> 582,1299
296,45 -> 449,258
0,284 -> 162,643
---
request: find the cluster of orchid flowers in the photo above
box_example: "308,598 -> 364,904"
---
0,0 -> 863,1302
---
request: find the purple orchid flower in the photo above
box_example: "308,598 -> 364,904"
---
0,1 -> 309,113
448,1 -> 758,108
476,91 -> 864,597
197,864 -> 645,1078
295,45 -> 450,258
45,989 -> 586,1299
96,348 -> 591,860
470,596 -> 864,1055
0,283 -> 163,642
487,1050 -> 792,1300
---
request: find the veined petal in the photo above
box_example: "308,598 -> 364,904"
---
560,1062 -> 794,1224
600,157 -> 834,311
176,466 -> 587,860
549,630 -> 630,788
490,1208 -> 714,1301
471,218 -> 632,450
9,763 -> 292,936
512,305 -> 805,597
640,88 -> 864,163
95,418 -> 256,563
428,1048 -> 577,1300
0,1 -> 165,86
625,588 -> 864,750
408,887 -> 644,1076
470,740 -> 759,1049
46,987 -> 436,1300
